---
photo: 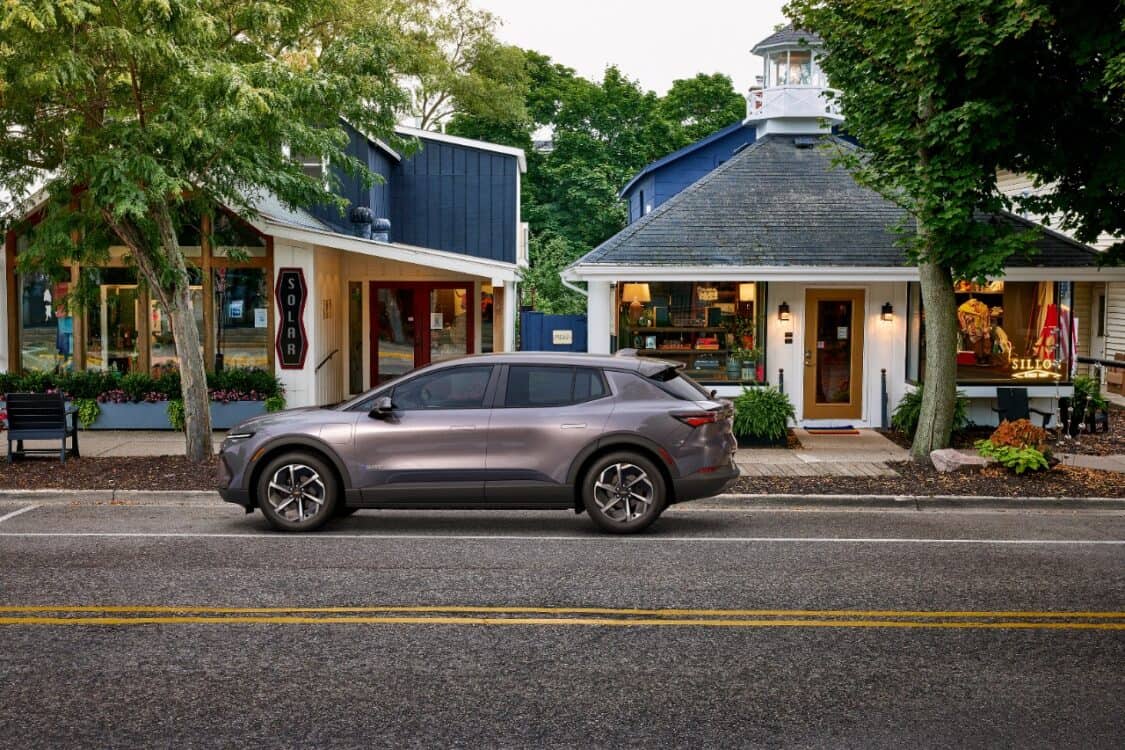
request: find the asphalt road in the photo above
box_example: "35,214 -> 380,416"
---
0,501 -> 1123,749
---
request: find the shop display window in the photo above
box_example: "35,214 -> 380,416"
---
149,268 -> 205,371
214,268 -> 270,370
20,268 -> 74,372
617,281 -> 767,384
907,280 -> 1075,385
85,267 -> 141,373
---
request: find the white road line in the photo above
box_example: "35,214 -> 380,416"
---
0,505 -> 39,524
0,531 -> 1120,545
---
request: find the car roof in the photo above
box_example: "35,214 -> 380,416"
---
427,351 -> 678,376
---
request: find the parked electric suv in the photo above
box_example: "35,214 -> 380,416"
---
218,353 -> 738,533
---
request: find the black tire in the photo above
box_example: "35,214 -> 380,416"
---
256,451 -> 339,532
581,451 -> 666,534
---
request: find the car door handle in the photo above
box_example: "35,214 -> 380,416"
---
450,425 -> 477,431
560,423 -> 587,430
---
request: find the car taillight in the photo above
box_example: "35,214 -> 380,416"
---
673,411 -> 719,427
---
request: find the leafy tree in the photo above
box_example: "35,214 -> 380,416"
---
787,0 -> 1049,460
659,73 -> 747,144
405,0 -> 528,131
0,0 -> 409,460
519,235 -> 587,315
999,3 -> 1125,258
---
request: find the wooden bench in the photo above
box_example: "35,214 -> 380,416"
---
5,393 -> 80,464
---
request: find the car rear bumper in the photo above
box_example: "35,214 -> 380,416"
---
671,464 -> 739,503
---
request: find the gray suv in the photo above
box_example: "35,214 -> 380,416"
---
218,353 -> 738,533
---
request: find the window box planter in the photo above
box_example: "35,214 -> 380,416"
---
81,400 -> 268,430
211,401 -> 268,429
89,402 -> 171,430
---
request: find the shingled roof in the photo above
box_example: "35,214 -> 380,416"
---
751,26 -> 823,54
569,134 -> 1103,272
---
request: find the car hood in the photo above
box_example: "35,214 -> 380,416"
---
228,406 -> 329,433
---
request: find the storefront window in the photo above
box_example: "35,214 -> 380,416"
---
429,287 -> 470,365
214,268 -> 270,369
85,268 -> 141,373
20,268 -> 74,373
618,281 -> 767,383
906,280 -> 1074,384
149,267 -> 204,372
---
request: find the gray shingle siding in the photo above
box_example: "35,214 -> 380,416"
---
574,135 -> 1102,270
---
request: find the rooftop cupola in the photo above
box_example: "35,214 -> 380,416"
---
746,26 -> 843,137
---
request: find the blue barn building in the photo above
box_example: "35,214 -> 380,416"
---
4,125 -> 527,409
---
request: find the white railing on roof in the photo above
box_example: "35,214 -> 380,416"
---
746,86 -> 843,121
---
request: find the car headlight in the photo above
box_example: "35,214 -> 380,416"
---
223,431 -> 256,445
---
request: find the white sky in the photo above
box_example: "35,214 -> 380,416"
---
474,0 -> 790,96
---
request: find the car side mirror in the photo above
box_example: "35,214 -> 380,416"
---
368,396 -> 394,420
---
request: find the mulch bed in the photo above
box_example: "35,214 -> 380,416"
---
0,456 -> 219,491
879,404 -> 1125,457
730,461 -> 1125,497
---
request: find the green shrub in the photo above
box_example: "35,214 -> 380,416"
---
891,388 -> 971,437
209,368 -> 281,398
166,399 -> 185,431
264,394 -> 286,413
976,439 -> 1049,474
74,398 -> 101,429
14,370 -> 55,394
732,386 -> 795,442
119,372 -> 155,402
58,370 -> 119,400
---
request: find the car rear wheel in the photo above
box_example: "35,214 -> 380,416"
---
582,452 -> 666,534
256,452 -> 338,532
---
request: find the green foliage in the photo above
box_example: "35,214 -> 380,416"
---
120,373 -> 155,402
167,400 -> 186,432
976,439 -> 1049,474
208,368 -> 283,398
519,235 -> 587,314
732,387 -> 796,442
265,394 -> 287,413
891,389 -> 971,437
1,368 -> 279,400
1073,375 -> 1109,411
658,73 -> 747,143
74,399 -> 101,429
449,51 -> 748,313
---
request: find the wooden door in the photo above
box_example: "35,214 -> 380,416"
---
803,289 -> 865,420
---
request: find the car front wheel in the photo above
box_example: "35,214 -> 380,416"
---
582,452 -> 666,534
256,452 -> 338,532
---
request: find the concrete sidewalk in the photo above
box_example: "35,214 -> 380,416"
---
736,429 -> 908,478
75,430 -> 226,457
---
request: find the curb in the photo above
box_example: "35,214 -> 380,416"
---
694,493 -> 1125,511
0,489 -> 221,506
0,489 -> 1122,512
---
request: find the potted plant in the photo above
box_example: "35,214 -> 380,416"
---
732,386 -> 795,447
727,316 -> 755,349
740,346 -> 762,382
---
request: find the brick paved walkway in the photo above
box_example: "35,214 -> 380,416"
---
736,429 -> 908,478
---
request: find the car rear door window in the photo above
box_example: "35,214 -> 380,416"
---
392,366 -> 493,410
504,366 -> 607,408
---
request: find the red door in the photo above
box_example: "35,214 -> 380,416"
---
370,282 -> 475,385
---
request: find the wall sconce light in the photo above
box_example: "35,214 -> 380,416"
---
778,301 -> 790,322
881,302 -> 894,322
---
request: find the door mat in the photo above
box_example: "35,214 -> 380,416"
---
804,425 -> 860,435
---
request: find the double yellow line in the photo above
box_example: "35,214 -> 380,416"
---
1,605 -> 1123,630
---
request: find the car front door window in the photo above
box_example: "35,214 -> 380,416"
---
392,366 -> 493,411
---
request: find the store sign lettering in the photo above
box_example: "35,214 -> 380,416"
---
1011,358 -> 1062,380
275,268 -> 308,369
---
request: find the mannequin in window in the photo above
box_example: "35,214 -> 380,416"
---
957,296 -> 991,364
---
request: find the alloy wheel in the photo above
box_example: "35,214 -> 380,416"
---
266,463 -> 326,524
592,463 -> 655,523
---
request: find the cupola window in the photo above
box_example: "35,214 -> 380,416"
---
766,50 -> 823,87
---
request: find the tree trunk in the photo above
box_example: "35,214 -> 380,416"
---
104,205 -> 214,461
911,258 -> 958,461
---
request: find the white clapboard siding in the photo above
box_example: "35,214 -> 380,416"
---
996,169 -> 1118,251
1107,282 -> 1125,359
